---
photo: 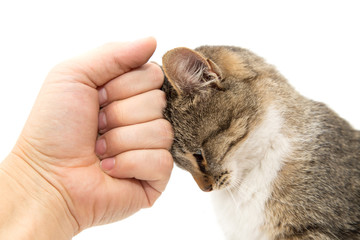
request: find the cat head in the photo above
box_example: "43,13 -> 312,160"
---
162,46 -> 272,192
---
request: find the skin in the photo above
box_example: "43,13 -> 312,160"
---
0,37 -> 174,240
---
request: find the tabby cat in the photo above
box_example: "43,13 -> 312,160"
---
161,46 -> 360,239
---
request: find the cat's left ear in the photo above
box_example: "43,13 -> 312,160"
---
162,47 -> 223,96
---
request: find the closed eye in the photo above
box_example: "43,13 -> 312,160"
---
194,149 -> 202,156
193,149 -> 206,172
193,150 -> 203,162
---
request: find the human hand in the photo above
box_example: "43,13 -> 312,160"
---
0,37 -> 173,239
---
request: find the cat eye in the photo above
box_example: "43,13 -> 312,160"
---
194,149 -> 203,156
193,150 -> 204,164
193,149 -> 206,173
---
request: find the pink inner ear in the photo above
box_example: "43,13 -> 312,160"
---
175,55 -> 208,89
163,47 -> 211,94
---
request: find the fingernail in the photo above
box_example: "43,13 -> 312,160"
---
95,138 -> 107,156
98,111 -> 107,131
100,158 -> 115,171
98,87 -> 107,105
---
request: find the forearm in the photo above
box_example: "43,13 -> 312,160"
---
0,154 -> 77,240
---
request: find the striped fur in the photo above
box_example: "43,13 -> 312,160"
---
162,46 -> 360,239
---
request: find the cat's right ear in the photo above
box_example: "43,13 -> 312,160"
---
162,47 -> 223,96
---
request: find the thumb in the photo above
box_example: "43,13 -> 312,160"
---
51,37 -> 157,88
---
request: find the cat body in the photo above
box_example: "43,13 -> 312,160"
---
162,46 -> 360,239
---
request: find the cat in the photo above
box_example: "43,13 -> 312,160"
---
161,46 -> 360,239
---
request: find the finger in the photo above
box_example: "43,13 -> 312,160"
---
98,90 -> 166,132
52,37 -> 157,88
95,119 -> 173,159
100,149 -> 173,192
101,177 -> 155,220
98,63 -> 164,106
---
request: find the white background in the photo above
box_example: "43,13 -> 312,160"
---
0,1 -> 359,239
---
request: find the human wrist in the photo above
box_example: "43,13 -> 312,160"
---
0,153 -> 78,240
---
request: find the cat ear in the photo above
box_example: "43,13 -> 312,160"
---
162,47 -> 223,96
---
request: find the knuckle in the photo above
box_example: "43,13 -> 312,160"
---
148,63 -> 164,87
151,89 -> 166,109
151,150 -> 173,191
157,119 -> 173,145
155,119 -> 174,148
157,150 -> 174,174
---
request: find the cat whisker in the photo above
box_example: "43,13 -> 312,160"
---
226,188 -> 241,211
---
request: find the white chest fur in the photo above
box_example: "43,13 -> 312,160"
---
211,107 -> 291,240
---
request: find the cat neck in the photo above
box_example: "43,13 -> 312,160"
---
229,105 -> 291,201
211,105 -> 291,239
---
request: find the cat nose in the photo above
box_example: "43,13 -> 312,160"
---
192,174 -> 214,192
196,181 -> 213,192
201,185 -> 213,192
